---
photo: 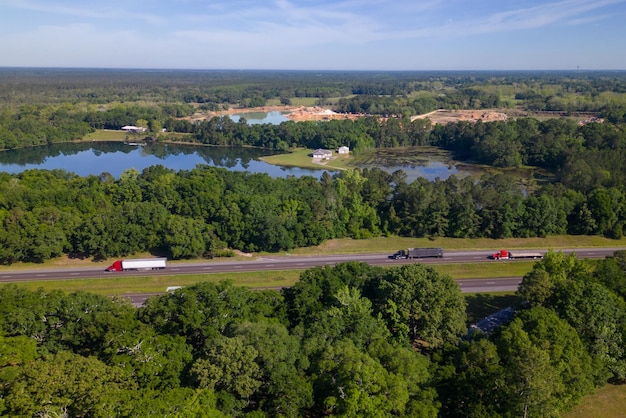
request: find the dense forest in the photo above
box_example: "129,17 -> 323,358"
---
1,252 -> 626,416
0,164 -> 624,264
1,69 -> 626,416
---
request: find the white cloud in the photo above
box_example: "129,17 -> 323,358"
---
0,0 -> 624,69
466,0 -> 626,34
2,0 -> 164,24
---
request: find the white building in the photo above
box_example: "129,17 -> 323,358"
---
121,125 -> 147,133
311,149 -> 332,161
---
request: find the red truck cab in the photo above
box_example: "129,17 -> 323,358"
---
491,250 -> 510,260
105,260 -> 123,272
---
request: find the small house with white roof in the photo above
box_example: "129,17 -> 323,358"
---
311,148 -> 332,161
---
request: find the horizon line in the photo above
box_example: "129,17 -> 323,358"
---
2,66 -> 626,73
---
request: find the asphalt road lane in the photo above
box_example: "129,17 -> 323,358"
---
121,276 -> 526,307
0,247 -> 622,283
1,247 -> 623,307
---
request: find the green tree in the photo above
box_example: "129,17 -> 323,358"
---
163,215 -> 208,259
102,327 -> 192,390
594,250 -> 626,300
587,188 -> 622,236
191,335 -> 262,412
553,278 -> 626,383
495,308 -> 596,417
148,118 -> 162,135
436,338 -> 505,417
517,268 -> 554,307
125,388 -> 226,418
282,262 -> 384,328
230,321 -> 313,417
312,338 -> 425,417
0,328 -> 38,383
2,350 -> 135,417
368,339 -> 438,417
372,264 -> 467,349
519,194 -> 567,237
139,281 -> 279,352
302,286 -> 391,352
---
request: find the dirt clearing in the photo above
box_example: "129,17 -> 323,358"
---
411,109 -> 509,124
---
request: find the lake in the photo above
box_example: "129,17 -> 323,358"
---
0,142 -> 472,181
0,142 -> 324,179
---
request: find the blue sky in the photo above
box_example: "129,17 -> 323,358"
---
1,0 -> 625,70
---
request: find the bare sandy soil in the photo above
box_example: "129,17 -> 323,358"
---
285,106 -> 362,121
190,105 -> 514,124
411,109 -> 509,124
189,105 -> 364,122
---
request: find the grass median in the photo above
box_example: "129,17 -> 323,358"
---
9,260 -> 535,297
3,234 -> 623,295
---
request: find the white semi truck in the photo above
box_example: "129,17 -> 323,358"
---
105,258 -> 167,271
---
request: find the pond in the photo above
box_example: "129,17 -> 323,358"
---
227,111 -> 291,125
351,147 -> 476,183
0,142 -> 474,181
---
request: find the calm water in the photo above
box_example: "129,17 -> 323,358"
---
227,111 -> 291,124
0,142 -> 470,181
0,142 -> 325,179
365,161 -> 463,183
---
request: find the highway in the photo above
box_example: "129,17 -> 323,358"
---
119,276 -> 526,307
0,247 -> 623,307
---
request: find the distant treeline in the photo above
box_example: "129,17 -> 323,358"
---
2,68 -> 626,113
2,102 -> 626,193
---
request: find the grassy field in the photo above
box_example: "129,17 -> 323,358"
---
10,270 -> 302,295
5,260 -> 537,297
85,130 -> 131,141
259,147 -> 353,171
563,384 -> 626,418
287,235 -> 626,254
85,130 -> 192,142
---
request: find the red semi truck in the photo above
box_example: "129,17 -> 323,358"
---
105,258 -> 167,271
490,250 -> 543,260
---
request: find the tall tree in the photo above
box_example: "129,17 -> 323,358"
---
371,264 -> 467,349
2,350 -> 136,417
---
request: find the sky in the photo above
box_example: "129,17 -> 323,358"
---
1,0 -> 626,71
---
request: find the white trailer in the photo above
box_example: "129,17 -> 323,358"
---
105,258 -> 167,271
509,252 -> 543,259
